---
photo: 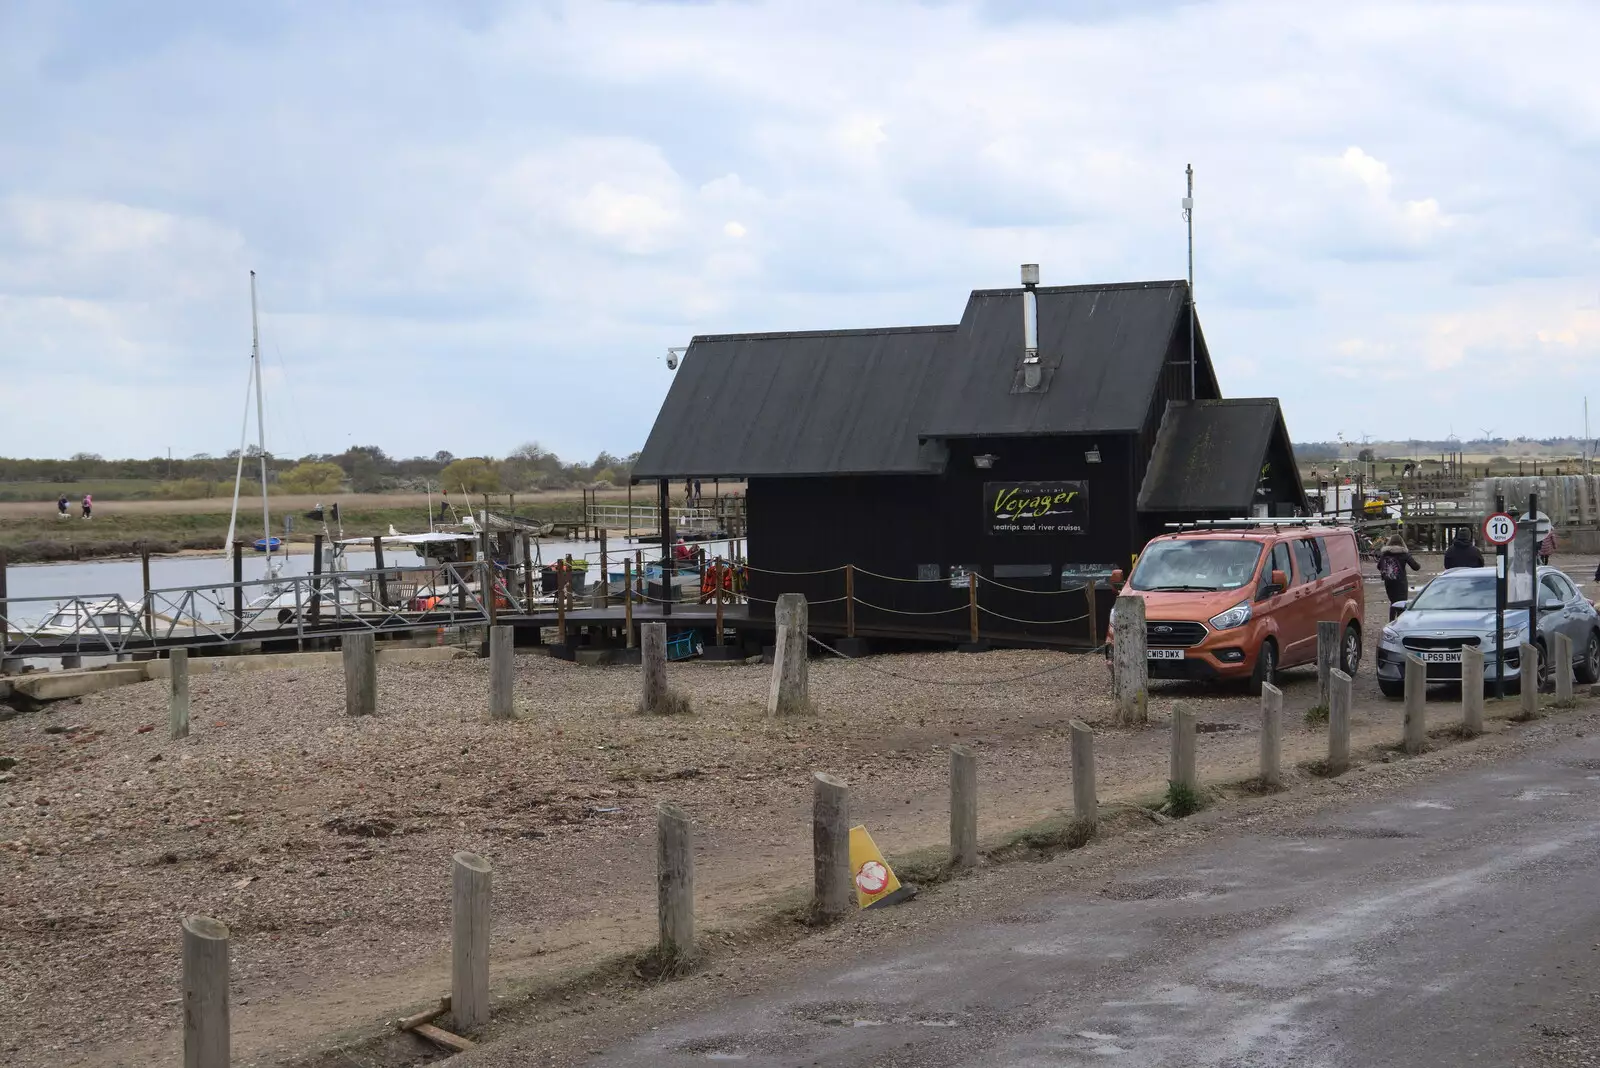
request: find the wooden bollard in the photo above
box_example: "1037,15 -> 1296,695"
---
1461,645 -> 1485,735
1553,633 -> 1574,705
1259,682 -> 1282,787
623,559 -> 635,649
343,632 -> 376,717
1169,703 -> 1198,790
639,622 -> 673,714
488,624 -> 513,720
768,593 -> 812,717
451,852 -> 492,1033
1070,719 -> 1098,824
1111,594 -> 1148,726
1403,654 -> 1426,754
182,915 -> 230,1068
811,772 -> 851,922
949,745 -> 977,869
1519,642 -> 1541,720
657,803 -> 695,958
1315,621 -> 1338,711
169,648 -> 191,741
1328,668 -> 1352,775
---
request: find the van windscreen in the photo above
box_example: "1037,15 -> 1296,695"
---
1130,540 -> 1265,592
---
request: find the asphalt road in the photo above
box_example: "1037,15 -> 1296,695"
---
583,735 -> 1600,1067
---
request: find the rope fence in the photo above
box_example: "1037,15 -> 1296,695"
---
976,605 -> 1092,626
850,597 -> 969,616
518,553 -> 1112,651
853,567 -> 949,584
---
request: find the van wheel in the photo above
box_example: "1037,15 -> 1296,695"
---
1341,623 -> 1362,676
1576,631 -> 1600,685
1247,639 -> 1277,696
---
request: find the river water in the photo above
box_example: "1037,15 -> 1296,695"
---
3,535 -> 735,623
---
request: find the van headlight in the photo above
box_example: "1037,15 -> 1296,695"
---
1209,601 -> 1252,631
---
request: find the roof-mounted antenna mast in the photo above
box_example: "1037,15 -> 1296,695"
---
1183,164 -> 1195,401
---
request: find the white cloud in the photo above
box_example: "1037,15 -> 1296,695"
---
2,0 -> 1600,457
1293,145 -> 1457,261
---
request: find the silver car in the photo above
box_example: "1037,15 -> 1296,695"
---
1375,565 -> 1600,698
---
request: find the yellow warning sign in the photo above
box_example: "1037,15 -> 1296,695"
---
848,825 -> 902,910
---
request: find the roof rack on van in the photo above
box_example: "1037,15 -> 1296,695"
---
1163,518 -> 1343,532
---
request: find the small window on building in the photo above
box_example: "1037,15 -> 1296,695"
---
993,563 -> 1052,579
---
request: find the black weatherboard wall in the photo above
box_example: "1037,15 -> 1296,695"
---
634,276 -> 1308,648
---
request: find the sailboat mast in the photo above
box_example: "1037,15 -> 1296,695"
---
223,366 -> 252,552
250,271 -> 271,559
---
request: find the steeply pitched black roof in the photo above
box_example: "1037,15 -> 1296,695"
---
632,325 -> 956,478
921,281 -> 1192,438
1137,399 -> 1298,514
632,279 -> 1205,479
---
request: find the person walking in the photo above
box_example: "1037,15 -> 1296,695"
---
1376,533 -> 1420,620
1443,527 -> 1483,570
56,494 -> 68,519
80,493 -> 93,520
1539,527 -> 1557,566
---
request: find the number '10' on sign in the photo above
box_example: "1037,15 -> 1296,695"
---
1483,513 -> 1516,546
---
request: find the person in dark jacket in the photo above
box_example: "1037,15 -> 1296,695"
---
1376,533 -> 1421,619
1443,527 -> 1484,570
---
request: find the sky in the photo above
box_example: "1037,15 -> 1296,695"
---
3,0 -> 1598,463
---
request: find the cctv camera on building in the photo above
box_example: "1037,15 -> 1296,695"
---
666,346 -> 686,371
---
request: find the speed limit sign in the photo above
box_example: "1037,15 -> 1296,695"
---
1483,512 -> 1516,546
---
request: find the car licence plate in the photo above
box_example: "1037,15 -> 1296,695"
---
1416,650 -> 1461,663
1148,648 -> 1186,660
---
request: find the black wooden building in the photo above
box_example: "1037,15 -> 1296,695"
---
633,274 -> 1306,648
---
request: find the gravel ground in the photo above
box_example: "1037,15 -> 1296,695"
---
476,699 -> 1600,1068
3,553 -> 1592,1067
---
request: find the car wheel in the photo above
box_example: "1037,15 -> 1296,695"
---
1378,677 -> 1405,700
1578,631 -> 1600,685
1535,640 -> 1552,693
1247,638 -> 1277,696
1341,623 -> 1362,676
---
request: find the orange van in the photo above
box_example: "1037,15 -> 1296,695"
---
1108,521 -> 1365,694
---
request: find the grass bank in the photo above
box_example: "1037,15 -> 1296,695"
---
0,500 -> 592,563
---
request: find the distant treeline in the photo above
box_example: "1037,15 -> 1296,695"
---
0,444 -> 638,498
1294,436 -> 1595,462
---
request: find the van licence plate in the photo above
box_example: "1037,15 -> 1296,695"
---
1416,650 -> 1461,663
1147,648 -> 1186,660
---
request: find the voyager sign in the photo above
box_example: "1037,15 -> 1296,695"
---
985,481 -> 1088,535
